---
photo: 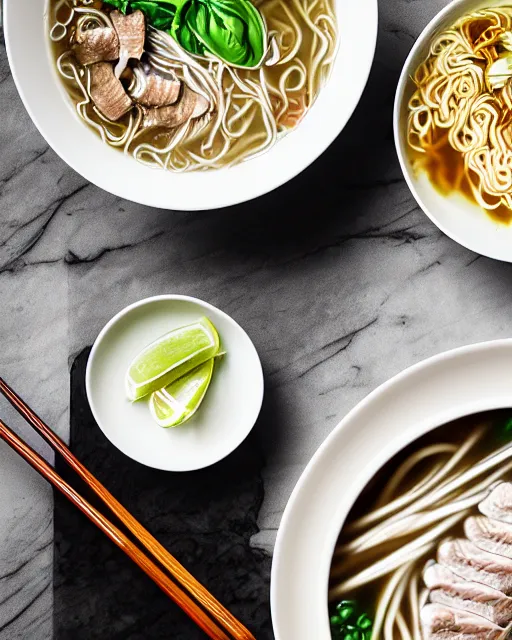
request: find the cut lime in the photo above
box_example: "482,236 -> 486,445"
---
125,317 -> 220,401
149,359 -> 215,428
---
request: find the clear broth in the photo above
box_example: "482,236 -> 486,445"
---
49,0 -> 336,169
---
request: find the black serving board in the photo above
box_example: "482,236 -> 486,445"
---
54,348 -> 273,639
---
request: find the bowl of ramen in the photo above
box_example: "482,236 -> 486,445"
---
4,0 -> 377,210
395,0 -> 512,262
271,339 -> 512,639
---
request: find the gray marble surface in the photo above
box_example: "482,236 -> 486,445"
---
3,0 -> 512,637
54,351 -> 272,638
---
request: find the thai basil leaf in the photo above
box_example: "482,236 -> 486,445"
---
104,0 -> 266,68
103,0 -> 131,11
130,1 -> 176,30
178,20 -> 207,55
180,0 -> 265,67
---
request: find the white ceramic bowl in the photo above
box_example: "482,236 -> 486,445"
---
5,0 -> 377,211
85,295 -> 264,471
394,0 -> 512,262
271,339 -> 512,639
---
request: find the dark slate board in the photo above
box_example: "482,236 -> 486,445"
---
54,348 -> 273,639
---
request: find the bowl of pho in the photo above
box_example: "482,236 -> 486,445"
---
4,0 -> 377,210
271,339 -> 512,640
395,0 -> 512,262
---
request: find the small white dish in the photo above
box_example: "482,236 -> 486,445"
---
394,0 -> 512,262
85,295 -> 264,471
271,339 -> 512,639
4,0 -> 377,210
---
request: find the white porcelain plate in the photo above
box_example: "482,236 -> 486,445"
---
86,295 -> 264,471
4,0 -> 377,210
271,339 -> 512,639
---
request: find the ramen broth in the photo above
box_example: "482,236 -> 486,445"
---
409,137 -> 512,225
406,7 -> 512,224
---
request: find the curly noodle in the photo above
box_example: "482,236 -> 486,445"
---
408,7 -> 512,212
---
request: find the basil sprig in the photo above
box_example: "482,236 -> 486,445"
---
130,1 -> 176,29
104,0 -> 266,68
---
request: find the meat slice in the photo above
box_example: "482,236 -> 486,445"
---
480,484 -> 512,525
73,27 -> 119,65
89,63 -> 132,121
465,516 -> 512,559
420,603 -> 504,639
129,64 -> 181,107
424,563 -> 512,627
111,10 -> 145,77
437,539 -> 512,595
142,86 -> 209,129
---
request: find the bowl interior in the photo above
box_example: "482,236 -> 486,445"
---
85,296 -> 263,471
271,340 -> 512,640
5,0 -> 377,210
394,0 -> 512,262
327,408 -> 512,636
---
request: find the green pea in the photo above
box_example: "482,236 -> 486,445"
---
357,613 -> 372,630
330,598 -> 373,640
337,601 -> 356,621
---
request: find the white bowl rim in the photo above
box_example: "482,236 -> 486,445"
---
393,0 -> 512,263
270,338 -> 512,639
4,0 -> 378,211
85,294 -> 264,471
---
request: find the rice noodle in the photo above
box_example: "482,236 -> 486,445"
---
49,0 -> 337,171
330,421 -> 512,638
330,514 -> 460,591
347,426 -> 485,534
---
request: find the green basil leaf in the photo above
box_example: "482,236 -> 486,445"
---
130,1 -> 176,30
180,0 -> 265,67
103,0 -> 131,12
178,20 -> 207,55
107,0 -> 265,68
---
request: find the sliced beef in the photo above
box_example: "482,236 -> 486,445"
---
424,563 -> 512,627
111,10 -> 145,77
480,484 -> 512,525
465,516 -> 512,559
437,539 -> 512,595
420,603 -> 504,639
89,62 -> 132,121
142,86 -> 209,129
73,27 -> 119,65
129,64 -> 181,107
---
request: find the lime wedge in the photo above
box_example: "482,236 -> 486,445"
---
149,359 -> 215,427
125,317 -> 220,401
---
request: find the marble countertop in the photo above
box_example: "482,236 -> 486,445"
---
2,0 -> 512,637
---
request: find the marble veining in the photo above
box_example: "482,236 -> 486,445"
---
2,0 -> 512,637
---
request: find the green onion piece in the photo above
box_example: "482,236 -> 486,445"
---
330,599 -> 372,640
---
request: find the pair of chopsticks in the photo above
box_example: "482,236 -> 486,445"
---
0,378 -> 256,640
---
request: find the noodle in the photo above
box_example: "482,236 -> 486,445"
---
48,0 -> 337,172
407,7 -> 512,218
329,417 -> 512,639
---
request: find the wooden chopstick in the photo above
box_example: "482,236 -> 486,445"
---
0,378 -> 256,640
0,417 -> 230,640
